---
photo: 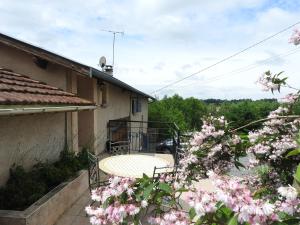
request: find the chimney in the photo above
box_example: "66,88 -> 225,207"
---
103,65 -> 113,76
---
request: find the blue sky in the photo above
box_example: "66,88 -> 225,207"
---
0,0 -> 300,99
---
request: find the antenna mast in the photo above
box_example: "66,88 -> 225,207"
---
101,29 -> 124,67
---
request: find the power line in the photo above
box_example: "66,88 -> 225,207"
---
201,49 -> 300,85
151,21 -> 300,95
160,47 -> 300,95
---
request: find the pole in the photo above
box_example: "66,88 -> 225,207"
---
100,29 -> 124,67
112,32 -> 116,67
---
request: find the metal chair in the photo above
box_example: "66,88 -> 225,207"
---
87,152 -> 109,191
109,140 -> 130,155
174,146 -> 185,166
87,151 -> 101,192
86,152 -> 109,215
152,165 -> 179,183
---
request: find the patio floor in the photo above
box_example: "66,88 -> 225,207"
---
54,190 -> 91,225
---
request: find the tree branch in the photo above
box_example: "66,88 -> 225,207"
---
283,84 -> 300,92
230,115 -> 300,133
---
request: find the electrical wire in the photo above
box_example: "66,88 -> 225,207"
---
159,47 -> 300,95
151,21 -> 300,95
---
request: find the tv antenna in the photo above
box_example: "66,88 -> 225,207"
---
101,29 -> 124,67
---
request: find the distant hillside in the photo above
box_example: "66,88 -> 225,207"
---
202,98 -> 277,104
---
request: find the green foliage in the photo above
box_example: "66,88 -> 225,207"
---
0,148 -> 89,210
286,149 -> 300,157
131,174 -> 185,218
149,95 -> 279,133
149,94 -> 207,131
294,164 -> 300,184
216,99 -> 279,132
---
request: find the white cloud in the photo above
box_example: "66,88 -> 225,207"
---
0,0 -> 300,99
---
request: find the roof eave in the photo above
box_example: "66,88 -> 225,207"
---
0,32 -> 155,100
0,105 -> 97,116
90,68 -> 155,100
0,33 -> 90,76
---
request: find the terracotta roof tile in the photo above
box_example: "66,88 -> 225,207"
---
0,68 -> 94,106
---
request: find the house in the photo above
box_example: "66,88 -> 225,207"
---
0,32 -> 154,185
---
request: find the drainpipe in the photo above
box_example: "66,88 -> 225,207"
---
89,67 -> 93,78
65,112 -> 68,150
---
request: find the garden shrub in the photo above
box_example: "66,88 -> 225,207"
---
0,148 -> 89,210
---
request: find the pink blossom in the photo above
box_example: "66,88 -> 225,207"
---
141,200 -> 148,208
207,144 -> 222,158
248,143 -> 271,154
256,72 -> 279,92
86,176 -> 138,225
188,190 -> 217,217
148,210 -> 189,225
279,93 -> 299,104
289,28 -> 300,45
206,173 -> 285,225
278,185 -> 298,200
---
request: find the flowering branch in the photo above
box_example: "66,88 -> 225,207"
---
230,115 -> 300,133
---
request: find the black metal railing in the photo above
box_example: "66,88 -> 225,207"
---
107,120 -> 181,163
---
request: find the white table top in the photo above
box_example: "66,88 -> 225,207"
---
99,154 -> 171,178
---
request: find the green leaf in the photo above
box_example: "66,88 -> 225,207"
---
194,218 -> 203,225
282,218 -> 300,225
216,201 -> 224,208
103,196 -> 113,208
143,183 -> 155,200
175,187 -> 189,193
294,163 -> 300,184
189,208 -> 196,220
158,182 -> 172,194
277,71 -> 284,76
286,149 -> 300,157
142,173 -> 150,180
220,206 -> 233,218
228,215 -> 238,225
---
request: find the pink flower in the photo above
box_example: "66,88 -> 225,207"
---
256,72 -> 279,92
148,210 -> 189,225
279,93 -> 299,104
289,28 -> 300,45
278,185 -> 298,200
141,200 -> 148,208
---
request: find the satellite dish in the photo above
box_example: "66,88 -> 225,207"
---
99,56 -> 107,68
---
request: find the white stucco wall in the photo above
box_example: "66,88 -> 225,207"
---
93,82 -> 149,154
0,43 -> 67,90
0,44 -> 80,185
93,84 -> 129,154
77,76 -> 96,150
0,113 -> 66,185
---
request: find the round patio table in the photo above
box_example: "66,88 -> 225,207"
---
99,154 -> 171,178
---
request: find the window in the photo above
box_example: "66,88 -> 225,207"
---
132,97 -> 142,114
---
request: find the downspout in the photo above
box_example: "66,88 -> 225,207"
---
89,67 -> 93,78
65,112 -> 68,150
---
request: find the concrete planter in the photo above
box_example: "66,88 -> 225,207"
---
0,170 -> 88,225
